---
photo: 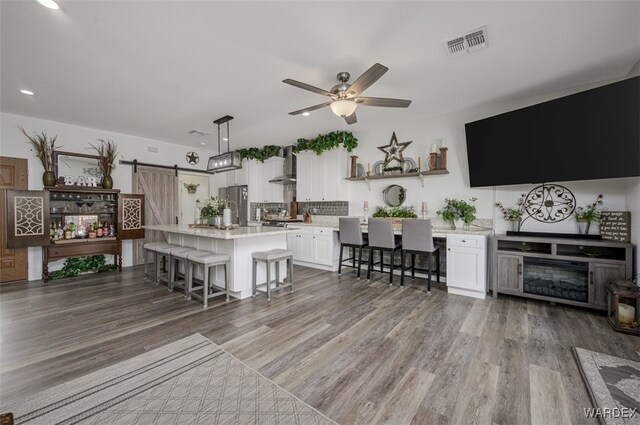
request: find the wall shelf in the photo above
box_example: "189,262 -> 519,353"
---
345,170 -> 449,189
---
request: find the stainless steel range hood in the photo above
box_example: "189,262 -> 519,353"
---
269,145 -> 297,184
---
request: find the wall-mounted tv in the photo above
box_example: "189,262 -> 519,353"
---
465,77 -> 639,187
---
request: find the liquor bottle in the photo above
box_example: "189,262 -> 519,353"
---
103,221 -> 108,236
64,223 -> 72,240
50,223 -> 55,241
69,221 -> 76,239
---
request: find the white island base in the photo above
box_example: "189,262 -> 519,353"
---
145,225 -> 297,299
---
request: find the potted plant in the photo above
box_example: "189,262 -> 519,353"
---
19,126 -> 58,187
372,205 -> 417,224
574,194 -> 604,234
437,198 -> 477,229
495,194 -> 526,231
184,183 -> 199,194
200,196 -> 226,226
382,165 -> 403,175
91,139 -> 118,189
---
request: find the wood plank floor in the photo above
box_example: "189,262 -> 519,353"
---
1,265 -> 639,424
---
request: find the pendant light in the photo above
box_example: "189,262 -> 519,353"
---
206,115 -> 242,173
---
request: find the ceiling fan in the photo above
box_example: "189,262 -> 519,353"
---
283,63 -> 412,125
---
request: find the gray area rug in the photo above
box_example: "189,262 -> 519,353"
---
6,333 -> 337,425
574,347 -> 640,425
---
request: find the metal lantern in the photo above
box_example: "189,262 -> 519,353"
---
607,279 -> 640,335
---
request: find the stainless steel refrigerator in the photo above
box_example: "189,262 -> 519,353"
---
218,185 -> 249,226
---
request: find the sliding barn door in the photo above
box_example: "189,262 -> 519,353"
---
131,166 -> 178,265
0,157 -> 29,283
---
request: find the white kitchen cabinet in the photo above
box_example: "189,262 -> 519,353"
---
446,234 -> 487,299
225,160 -> 249,187
287,226 -> 339,270
296,150 -> 348,201
247,157 -> 284,203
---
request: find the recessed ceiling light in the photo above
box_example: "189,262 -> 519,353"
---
37,0 -> 59,9
302,112 -> 310,117
199,142 -> 206,146
222,138 -> 228,141
20,89 -> 35,95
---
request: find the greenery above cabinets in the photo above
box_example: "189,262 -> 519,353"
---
294,131 -> 358,155
237,131 -> 358,162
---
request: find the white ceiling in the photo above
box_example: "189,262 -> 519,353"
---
2,1 -> 639,150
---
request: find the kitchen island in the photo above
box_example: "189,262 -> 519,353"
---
144,225 -> 299,299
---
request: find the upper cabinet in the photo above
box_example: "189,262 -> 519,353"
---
296,149 -> 348,201
247,157 -> 284,203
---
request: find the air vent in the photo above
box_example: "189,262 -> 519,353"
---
188,129 -> 210,136
444,26 -> 488,58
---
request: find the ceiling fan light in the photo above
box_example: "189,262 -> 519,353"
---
330,100 -> 357,117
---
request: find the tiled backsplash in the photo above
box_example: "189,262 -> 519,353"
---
250,201 -> 349,219
298,201 -> 349,216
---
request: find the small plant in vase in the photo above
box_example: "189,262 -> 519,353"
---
437,198 -> 477,229
91,139 -> 118,189
19,126 -> 58,187
574,194 -> 604,234
200,196 -> 226,225
183,183 -> 200,194
495,194 -> 526,231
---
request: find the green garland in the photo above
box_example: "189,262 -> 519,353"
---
48,255 -> 117,280
372,206 -> 417,218
237,131 -> 358,162
294,131 -> 358,155
237,145 -> 281,163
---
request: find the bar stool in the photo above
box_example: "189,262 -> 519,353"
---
367,218 -> 402,285
338,217 -> 368,279
143,242 -> 174,283
186,251 -> 230,309
400,219 -> 441,293
154,244 -> 181,287
168,247 -> 201,293
252,249 -> 294,301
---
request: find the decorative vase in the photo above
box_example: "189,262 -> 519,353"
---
453,219 -> 464,229
187,188 -> 197,194
577,220 -> 591,235
509,219 -> 522,232
42,171 -> 56,187
102,175 -> 114,189
207,216 -> 222,226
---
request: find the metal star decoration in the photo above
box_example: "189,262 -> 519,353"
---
378,132 -> 412,166
186,152 -> 199,165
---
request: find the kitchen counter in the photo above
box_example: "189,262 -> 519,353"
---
286,222 -> 493,236
143,224 -> 298,240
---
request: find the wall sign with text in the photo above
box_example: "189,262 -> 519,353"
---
600,211 -> 631,243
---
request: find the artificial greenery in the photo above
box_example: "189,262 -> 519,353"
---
183,182 -> 200,191
237,145 -> 281,162
19,126 -> 58,172
575,194 -> 604,223
48,255 -> 117,280
383,166 -> 403,173
294,131 -> 358,155
90,139 -> 118,177
437,197 -> 478,224
495,194 -> 526,221
200,195 -> 226,219
372,205 -> 417,218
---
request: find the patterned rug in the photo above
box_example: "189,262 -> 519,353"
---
574,347 -> 640,425
6,334 -> 336,424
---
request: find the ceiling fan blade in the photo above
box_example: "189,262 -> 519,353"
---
348,63 -> 388,95
283,79 -> 333,97
356,97 -> 412,108
288,102 -> 332,115
344,112 -> 357,125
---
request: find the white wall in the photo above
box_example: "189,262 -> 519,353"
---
0,112 -> 217,280
346,76 -> 637,236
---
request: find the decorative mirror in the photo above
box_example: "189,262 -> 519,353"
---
53,151 -> 102,186
383,184 -> 406,207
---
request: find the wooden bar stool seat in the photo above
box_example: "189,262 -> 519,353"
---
186,251 -> 230,309
252,249 -> 294,301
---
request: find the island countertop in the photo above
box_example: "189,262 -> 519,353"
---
143,224 -> 299,240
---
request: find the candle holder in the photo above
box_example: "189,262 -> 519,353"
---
439,147 -> 448,171
421,210 -> 428,220
607,279 -> 640,336
363,208 -> 369,224
350,155 -> 358,178
429,152 -> 438,170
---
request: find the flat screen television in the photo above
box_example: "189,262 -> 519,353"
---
465,76 -> 640,187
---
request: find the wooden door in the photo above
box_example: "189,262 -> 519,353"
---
0,157 -> 29,282
589,262 -> 627,308
131,167 -> 178,265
